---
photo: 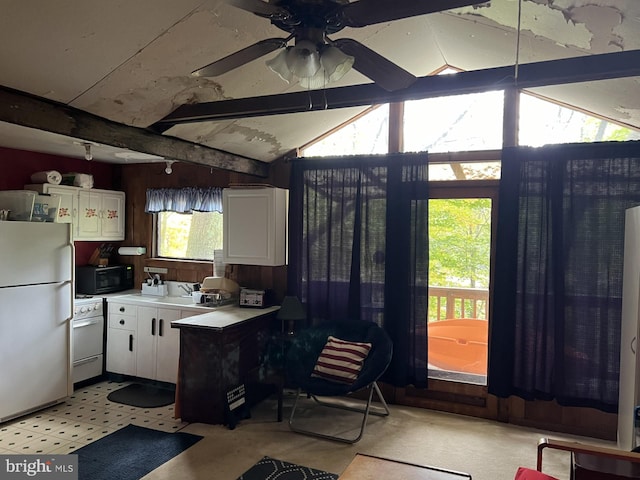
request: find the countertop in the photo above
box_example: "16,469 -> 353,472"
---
171,305 -> 280,331
105,291 -> 224,312
103,290 -> 280,330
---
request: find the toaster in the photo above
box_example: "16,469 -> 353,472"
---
239,288 -> 271,308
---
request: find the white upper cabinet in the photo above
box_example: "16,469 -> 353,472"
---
25,184 -> 125,241
223,187 -> 287,266
78,189 -> 125,240
24,184 -> 78,225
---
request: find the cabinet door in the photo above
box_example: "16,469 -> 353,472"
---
137,306 -> 160,380
77,190 -> 102,239
223,188 -> 287,266
155,309 -> 181,384
106,327 -> 136,375
46,186 -> 78,226
100,191 -> 125,240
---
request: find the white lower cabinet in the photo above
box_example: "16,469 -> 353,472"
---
107,300 -> 199,384
106,303 -> 137,376
137,307 -> 181,384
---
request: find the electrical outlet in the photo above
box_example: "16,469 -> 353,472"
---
144,267 -> 168,274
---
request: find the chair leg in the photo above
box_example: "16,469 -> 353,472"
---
288,382 -> 390,444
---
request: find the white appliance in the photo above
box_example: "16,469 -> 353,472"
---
73,297 -> 104,383
619,205 -> 640,449
0,221 -> 74,422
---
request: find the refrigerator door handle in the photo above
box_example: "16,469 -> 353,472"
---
68,232 -> 75,323
632,336 -> 636,355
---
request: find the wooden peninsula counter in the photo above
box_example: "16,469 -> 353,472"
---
171,305 -> 279,425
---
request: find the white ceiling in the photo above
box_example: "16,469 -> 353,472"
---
0,0 -> 638,166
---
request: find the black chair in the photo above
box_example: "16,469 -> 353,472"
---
285,320 -> 393,443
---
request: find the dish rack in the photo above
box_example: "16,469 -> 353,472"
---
197,291 -> 237,307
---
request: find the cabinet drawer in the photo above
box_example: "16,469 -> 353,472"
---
109,302 -> 136,316
109,314 -> 137,330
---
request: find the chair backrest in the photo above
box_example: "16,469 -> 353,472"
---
538,438 -> 640,480
286,320 -> 393,394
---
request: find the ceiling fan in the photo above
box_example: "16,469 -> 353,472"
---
192,0 -> 488,92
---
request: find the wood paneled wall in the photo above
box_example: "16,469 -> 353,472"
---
117,159 -> 290,302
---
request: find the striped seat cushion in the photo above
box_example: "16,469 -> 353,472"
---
311,336 -> 372,384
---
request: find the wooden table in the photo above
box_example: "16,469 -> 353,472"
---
338,454 -> 472,480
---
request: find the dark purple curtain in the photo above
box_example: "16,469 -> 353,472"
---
288,153 -> 429,387
489,141 -> 640,412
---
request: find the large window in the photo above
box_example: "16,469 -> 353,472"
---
519,92 -> 640,146
302,105 -> 389,156
156,211 -> 222,261
403,90 -> 504,153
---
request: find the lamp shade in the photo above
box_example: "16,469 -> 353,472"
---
277,296 -> 306,321
266,48 -> 294,83
286,40 -> 321,78
320,45 -> 354,83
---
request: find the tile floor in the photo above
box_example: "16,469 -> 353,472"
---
0,380 -> 187,455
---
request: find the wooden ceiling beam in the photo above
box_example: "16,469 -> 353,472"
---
152,49 -> 640,129
0,86 -> 269,177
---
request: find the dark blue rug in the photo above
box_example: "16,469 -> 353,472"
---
74,424 -> 202,480
238,456 -> 338,480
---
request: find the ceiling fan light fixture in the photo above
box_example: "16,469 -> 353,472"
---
298,69 -> 330,89
285,40 -> 321,78
320,46 -> 354,83
266,48 -> 295,83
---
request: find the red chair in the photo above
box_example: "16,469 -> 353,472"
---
515,467 -> 559,480
537,437 -> 640,479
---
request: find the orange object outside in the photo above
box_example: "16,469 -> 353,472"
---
428,318 -> 488,375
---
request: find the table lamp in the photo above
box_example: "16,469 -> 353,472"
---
277,296 -> 306,336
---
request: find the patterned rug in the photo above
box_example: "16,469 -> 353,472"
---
237,456 -> 339,480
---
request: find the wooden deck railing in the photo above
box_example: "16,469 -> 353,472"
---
428,286 -> 488,322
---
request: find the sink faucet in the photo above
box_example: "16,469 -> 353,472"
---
178,284 -> 193,295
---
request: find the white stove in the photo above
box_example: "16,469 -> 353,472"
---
73,297 -> 105,384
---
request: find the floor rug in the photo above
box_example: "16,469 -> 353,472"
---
74,424 -> 202,480
237,456 -> 339,480
107,383 -> 175,408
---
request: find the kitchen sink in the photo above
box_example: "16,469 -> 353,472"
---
155,295 -> 198,306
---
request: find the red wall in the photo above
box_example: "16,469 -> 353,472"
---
0,146 -> 122,265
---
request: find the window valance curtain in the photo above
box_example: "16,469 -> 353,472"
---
145,187 -> 223,213
489,141 -> 640,412
288,153 -> 429,388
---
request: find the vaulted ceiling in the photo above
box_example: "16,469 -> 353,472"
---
0,0 -> 638,176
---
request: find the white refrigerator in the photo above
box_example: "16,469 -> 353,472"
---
0,221 -> 74,422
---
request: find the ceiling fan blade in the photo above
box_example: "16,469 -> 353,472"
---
340,0 -> 488,28
227,0 -> 289,19
192,38 -> 287,77
332,38 -> 416,91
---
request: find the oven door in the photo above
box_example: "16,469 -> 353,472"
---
73,316 -> 104,362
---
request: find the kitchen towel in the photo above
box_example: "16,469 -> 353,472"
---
30,170 -> 62,185
118,246 -> 146,255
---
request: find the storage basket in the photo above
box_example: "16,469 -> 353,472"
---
0,190 -> 36,221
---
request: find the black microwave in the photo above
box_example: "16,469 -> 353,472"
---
76,264 -> 134,295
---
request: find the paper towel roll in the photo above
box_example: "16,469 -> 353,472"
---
118,246 -> 147,256
30,170 -> 62,185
